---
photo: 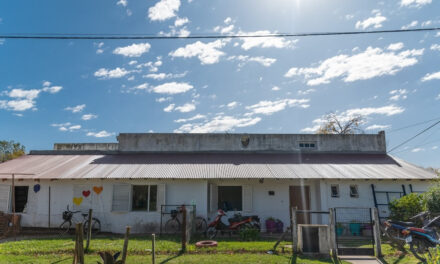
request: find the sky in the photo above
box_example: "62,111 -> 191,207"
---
0,0 -> 439,167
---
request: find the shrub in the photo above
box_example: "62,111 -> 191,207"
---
389,193 -> 424,221
239,226 -> 260,241
424,183 -> 440,214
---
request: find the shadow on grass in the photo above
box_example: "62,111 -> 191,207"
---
160,251 -> 183,264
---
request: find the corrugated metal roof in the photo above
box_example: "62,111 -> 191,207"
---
0,153 -> 436,180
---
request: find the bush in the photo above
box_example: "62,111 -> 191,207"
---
424,183 -> 440,214
239,226 -> 260,241
389,193 -> 425,221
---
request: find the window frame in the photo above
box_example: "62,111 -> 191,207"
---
330,184 -> 340,198
349,184 -> 359,198
131,184 -> 158,212
217,185 -> 243,212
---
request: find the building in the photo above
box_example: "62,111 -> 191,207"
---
0,132 -> 436,233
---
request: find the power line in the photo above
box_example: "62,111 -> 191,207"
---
1,27 -> 440,40
388,116 -> 440,134
388,120 -> 440,153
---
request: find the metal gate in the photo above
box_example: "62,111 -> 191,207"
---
334,208 -> 375,256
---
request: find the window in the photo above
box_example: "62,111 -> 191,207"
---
330,184 -> 339,198
218,186 -> 242,211
132,185 -> 157,211
299,142 -> 317,149
350,185 -> 359,198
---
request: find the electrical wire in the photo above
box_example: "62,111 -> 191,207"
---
388,120 -> 440,153
388,116 -> 440,134
0,27 -> 440,40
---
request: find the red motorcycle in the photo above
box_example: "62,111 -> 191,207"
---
207,209 -> 260,239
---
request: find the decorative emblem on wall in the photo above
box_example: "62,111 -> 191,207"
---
241,135 -> 250,147
82,190 -> 91,197
93,186 -> 103,195
73,197 -> 83,206
33,184 -> 41,193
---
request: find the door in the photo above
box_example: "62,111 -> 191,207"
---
289,186 -> 311,224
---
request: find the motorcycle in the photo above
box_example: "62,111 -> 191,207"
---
207,209 -> 260,239
385,215 -> 440,262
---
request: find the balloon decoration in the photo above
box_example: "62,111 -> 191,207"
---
93,186 -> 103,195
82,190 -> 91,197
33,184 -> 41,193
73,197 -> 83,206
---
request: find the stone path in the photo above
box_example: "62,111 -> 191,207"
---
338,256 -> 381,264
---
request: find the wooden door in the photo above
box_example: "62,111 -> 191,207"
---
289,186 -> 311,224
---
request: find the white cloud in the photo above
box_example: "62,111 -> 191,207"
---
175,103 -> 196,112
345,14 -> 354,20
0,99 -> 35,111
432,146 -> 438,150
431,44 -> 440,51
7,89 -> 40,100
246,99 -> 310,116
174,17 -> 189,27
81,114 -> 98,120
163,104 -> 175,112
136,57 -> 162,72
422,20 -> 432,27
355,12 -> 387,30
421,71 -> 440,81
389,89 -> 408,101
271,86 -> 281,91
387,42 -> 404,51
151,82 -> 193,94
42,85 -> 62,94
169,40 -> 228,64
65,104 -> 86,113
366,124 -> 391,130
117,0 -> 127,7
144,71 -> 187,80
148,0 -> 180,21
400,0 -> 431,8
51,122 -> 81,132
411,147 -> 424,152
298,89 -> 316,95
43,81 -> 51,87
94,67 -> 130,79
134,83 -> 149,90
437,32 -> 440,37
175,114 -> 206,123
239,30 -> 297,50
301,105 -> 404,133
156,97 -> 172,103
401,20 -> 418,29
227,101 -> 239,109
174,115 -> 261,133
87,130 -> 115,138
285,46 -> 424,86
113,43 -> 151,57
227,55 -> 276,67
224,17 -> 232,24
128,60 -> 137,65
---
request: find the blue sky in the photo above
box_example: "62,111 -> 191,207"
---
0,0 -> 439,167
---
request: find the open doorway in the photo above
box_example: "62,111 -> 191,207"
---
14,186 -> 29,213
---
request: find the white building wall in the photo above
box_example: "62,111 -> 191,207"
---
0,178 -> 434,233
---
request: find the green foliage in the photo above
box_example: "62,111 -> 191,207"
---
426,246 -> 440,264
424,183 -> 440,214
0,140 -> 25,162
239,226 -> 260,241
389,193 -> 425,221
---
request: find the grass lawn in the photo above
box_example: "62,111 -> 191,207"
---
0,235 -> 341,264
380,243 -> 424,264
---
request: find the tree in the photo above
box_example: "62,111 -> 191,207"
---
316,113 -> 364,134
389,193 -> 425,221
0,140 -> 25,162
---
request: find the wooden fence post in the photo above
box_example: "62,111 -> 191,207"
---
291,206 -> 298,254
152,233 -> 156,264
121,226 -> 131,264
372,208 -> 382,257
85,209 -> 93,252
328,208 -> 337,257
73,223 -> 85,264
181,205 -> 187,253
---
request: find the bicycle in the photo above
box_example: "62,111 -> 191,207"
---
164,206 -> 207,235
59,205 -> 101,236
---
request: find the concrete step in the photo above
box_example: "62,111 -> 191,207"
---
338,256 -> 381,264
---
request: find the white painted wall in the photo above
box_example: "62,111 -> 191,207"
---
0,178 -> 433,233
